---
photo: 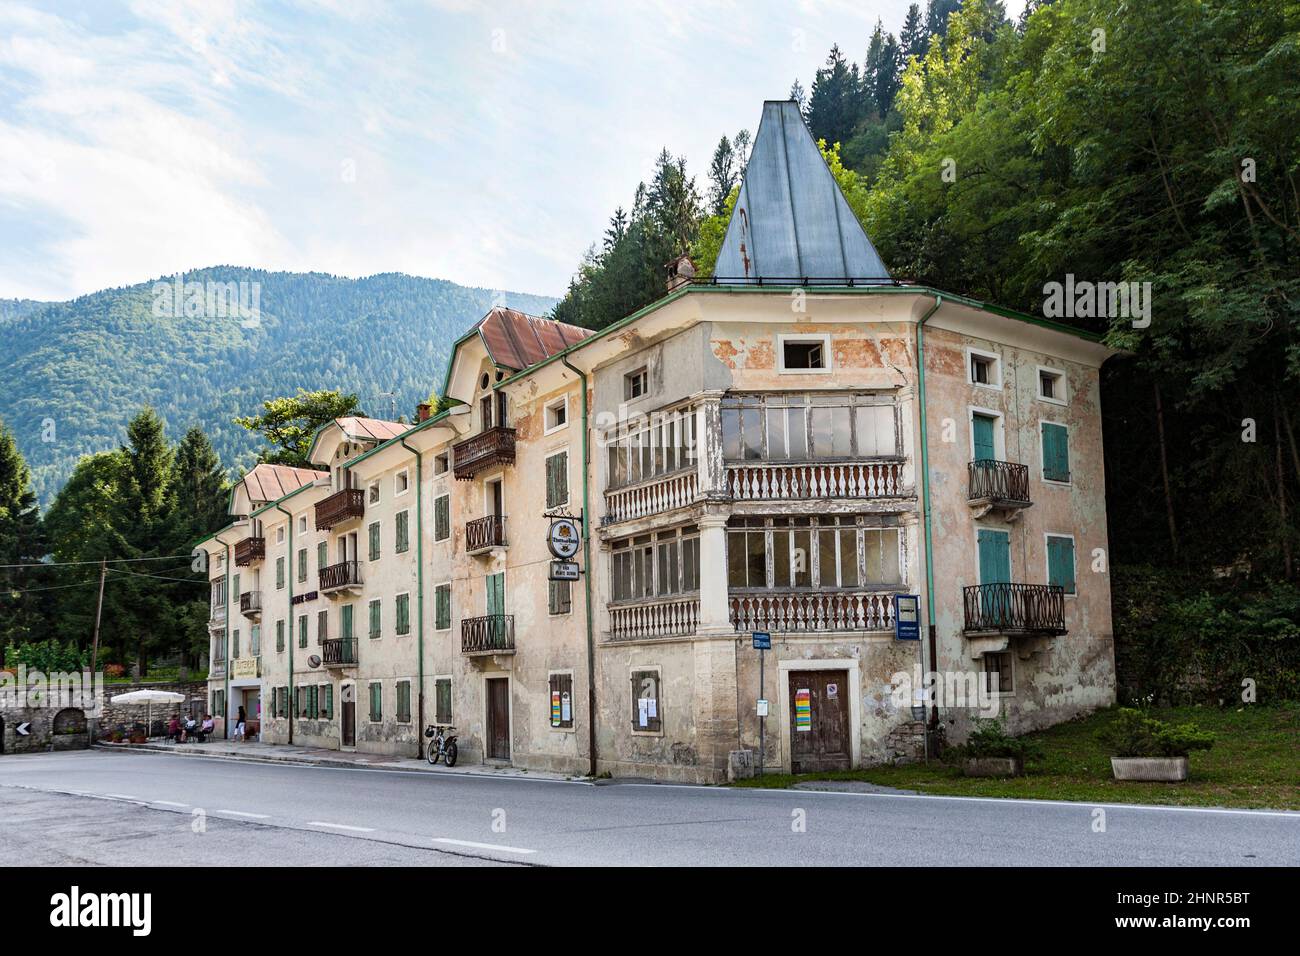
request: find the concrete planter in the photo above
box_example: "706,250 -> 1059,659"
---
1110,756 -> 1189,782
964,756 -> 1023,777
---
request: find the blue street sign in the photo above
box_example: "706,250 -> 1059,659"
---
752,631 -> 771,650
893,594 -> 921,641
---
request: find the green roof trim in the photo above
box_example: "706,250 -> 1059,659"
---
249,479 -> 322,520
191,522 -> 239,551
342,406 -> 455,471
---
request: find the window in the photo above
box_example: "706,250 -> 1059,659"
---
250,623 -> 260,656
631,669 -> 661,733
549,579 -> 572,615
727,517 -> 901,590
368,482 -> 380,505
320,683 -> 334,719
624,367 -> 648,400
549,673 -> 574,729
276,526 -> 285,544
433,452 -> 449,475
368,521 -> 380,561
368,682 -> 382,722
368,598 -> 382,639
545,451 -> 569,508
1041,422 -> 1071,483
396,680 -> 411,723
341,603 -> 354,641
317,541 -> 328,571
297,548 -> 307,583
395,510 -> 410,553
297,615 -> 306,650
395,469 -> 410,496
1038,366 -> 1067,404
604,406 -> 697,489
435,678 -> 452,724
210,575 -> 226,616
213,690 -> 225,717
395,592 -> 411,636
779,334 -> 830,372
720,393 -> 897,462
317,609 -> 328,643
276,556 -> 285,590
968,348 -> 1001,388
435,583 -> 451,630
983,652 -> 1014,694
434,495 -> 450,541
231,628 -> 240,660
544,397 -> 568,433
611,525 -> 699,602
276,619 -> 286,653
298,516 -> 307,534
1046,534 -> 1077,595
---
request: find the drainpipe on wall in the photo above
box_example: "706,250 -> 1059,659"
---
915,294 -> 943,736
399,436 -> 425,756
274,502 -> 294,745
214,532 -> 235,740
561,355 -> 599,777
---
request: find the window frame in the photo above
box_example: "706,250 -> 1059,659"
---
433,494 -> 451,542
630,667 -> 663,736
544,395 -> 569,435
968,405 -> 1006,463
548,578 -> 572,616
368,597 -> 382,640
368,681 -> 383,723
1039,420 -> 1072,486
434,582 -> 452,631
367,481 -> 381,505
395,591 -> 411,636
394,468 -> 411,497
720,391 -> 900,463
777,332 -> 833,374
548,671 -> 575,731
395,508 -> 410,554
1036,365 -> 1068,406
434,676 -> 453,725
726,516 -> 903,593
624,366 -> 649,401
982,651 -> 1015,696
609,524 -> 701,605
966,346 -> 1002,390
396,680 -> 412,724
1044,531 -> 1078,596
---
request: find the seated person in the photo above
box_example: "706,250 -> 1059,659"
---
182,715 -> 197,741
166,715 -> 182,743
195,714 -> 216,742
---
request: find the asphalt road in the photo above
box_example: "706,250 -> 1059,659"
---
1,750 -> 1296,866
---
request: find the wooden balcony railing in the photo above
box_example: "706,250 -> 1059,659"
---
319,560 -> 362,593
465,514 -> 507,553
609,595 -> 699,641
724,461 -> 902,501
461,614 -> 515,655
453,426 -> 516,480
603,470 -> 698,525
234,536 -> 265,566
968,460 -> 1031,505
239,591 -> 261,617
729,590 -> 895,633
314,488 -> 365,531
962,583 -> 1066,635
321,637 -> 358,666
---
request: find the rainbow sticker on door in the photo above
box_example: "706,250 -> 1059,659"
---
795,688 -> 812,732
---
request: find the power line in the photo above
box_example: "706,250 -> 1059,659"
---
0,553 -> 200,571
1,579 -> 103,595
107,567 -> 204,584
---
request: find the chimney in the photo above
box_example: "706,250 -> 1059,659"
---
416,402 -> 433,423
665,254 -> 696,292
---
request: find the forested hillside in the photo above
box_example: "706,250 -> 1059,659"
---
0,268 -> 555,502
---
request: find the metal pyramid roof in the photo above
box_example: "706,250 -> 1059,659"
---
713,100 -> 891,284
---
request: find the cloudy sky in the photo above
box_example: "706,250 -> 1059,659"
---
0,0 -> 1025,302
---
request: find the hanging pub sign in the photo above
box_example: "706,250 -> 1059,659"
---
547,517 -> 581,560
893,593 -> 921,641
549,561 -> 580,581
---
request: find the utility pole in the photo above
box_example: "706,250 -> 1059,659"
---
90,559 -> 106,676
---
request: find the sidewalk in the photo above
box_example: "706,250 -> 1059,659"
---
95,738 -> 585,783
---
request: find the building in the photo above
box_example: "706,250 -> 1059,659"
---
194,100 -> 1116,782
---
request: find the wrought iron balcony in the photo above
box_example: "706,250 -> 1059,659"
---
465,514 -> 507,554
319,559 -> 362,594
239,590 -> 261,618
321,637 -> 358,667
967,460 -> 1031,515
453,426 -> 516,480
461,614 -> 515,655
234,536 -> 265,566
962,583 -> 1066,636
314,488 -> 365,531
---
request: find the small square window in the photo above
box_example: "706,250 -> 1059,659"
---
971,355 -> 993,385
298,516 -> 307,533
368,483 -> 380,505
433,452 -> 449,475
625,368 -> 648,400
983,652 -> 1014,694
1038,367 -> 1067,404
782,340 -> 824,370
395,470 -> 410,495
545,397 -> 568,433
276,526 -> 285,544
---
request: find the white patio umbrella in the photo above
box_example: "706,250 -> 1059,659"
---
110,689 -> 185,739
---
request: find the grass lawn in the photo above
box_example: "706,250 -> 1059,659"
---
731,704 -> 1300,810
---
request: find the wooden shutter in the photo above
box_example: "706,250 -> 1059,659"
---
1042,423 -> 1070,482
435,496 -> 449,540
341,604 -> 354,641
397,681 -> 410,722
324,683 -> 334,719
436,585 -> 451,630
369,599 -> 381,639
396,511 -> 409,553
436,678 -> 452,724
630,670 -> 661,732
1048,536 -> 1076,593
370,682 -> 382,722
369,522 -> 380,561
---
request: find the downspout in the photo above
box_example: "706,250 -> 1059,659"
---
915,294 -> 943,731
274,502 -> 294,745
561,356 -> 599,777
214,532 -> 235,739
400,435 -> 425,755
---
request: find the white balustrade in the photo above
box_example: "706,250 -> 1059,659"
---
608,596 -> 700,640
724,461 -> 901,500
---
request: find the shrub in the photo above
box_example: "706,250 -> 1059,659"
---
104,664 -> 126,679
1098,707 -> 1215,758
945,719 -> 1042,763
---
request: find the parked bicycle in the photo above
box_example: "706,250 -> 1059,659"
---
424,724 -> 459,766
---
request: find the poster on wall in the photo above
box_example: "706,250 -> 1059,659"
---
795,688 -> 812,732
551,691 -> 562,727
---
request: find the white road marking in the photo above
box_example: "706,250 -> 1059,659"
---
153,800 -> 187,807
433,837 -> 537,855
215,809 -> 270,819
308,821 -> 374,832
104,793 -> 138,800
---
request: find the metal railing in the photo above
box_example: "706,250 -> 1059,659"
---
239,591 -> 261,616
465,514 -> 507,552
461,614 -> 515,654
319,560 -> 362,592
321,637 -> 358,666
234,536 -> 265,566
962,583 -> 1066,635
315,488 -> 365,531
968,460 -> 1031,504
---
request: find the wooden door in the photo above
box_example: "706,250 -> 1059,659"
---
788,671 -> 851,773
978,528 -> 1012,625
972,413 -> 997,461
341,684 -> 355,747
486,678 -> 510,760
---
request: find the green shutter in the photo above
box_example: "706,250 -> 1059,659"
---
276,557 -> 284,588
972,414 -> 996,462
317,541 -> 327,570
341,604 -> 353,641
396,510 -> 409,553
370,682 -> 382,722
297,548 -> 307,582
276,620 -> 285,652
324,684 -> 334,719
977,529 -> 1011,584
435,585 -> 451,630
435,496 -> 449,540
1048,536 -> 1076,593
1042,423 -> 1070,482
369,522 -> 380,561
546,453 -> 568,508
396,593 -> 410,635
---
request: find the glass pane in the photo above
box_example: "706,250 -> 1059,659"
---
832,406 -> 853,456
840,530 -> 859,587
766,406 -> 787,460
746,530 -> 766,588
792,529 -> 811,587
787,406 -> 807,459
880,529 -> 900,582
810,407 -> 833,457
722,408 -> 740,460
773,532 -> 790,587
652,424 -> 664,476
864,530 -> 882,583
608,445 -> 621,488
818,529 -> 837,587
664,417 -> 677,472
683,537 -> 699,590
741,408 -> 763,460
855,405 -> 892,456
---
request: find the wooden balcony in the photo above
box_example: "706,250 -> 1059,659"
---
724,460 -> 902,501
729,590 -> 895,633
962,584 -> 1066,636
314,488 -> 365,531
461,614 -> 515,655
609,595 -> 699,641
968,460 -> 1031,520
321,637 -> 358,667
319,559 -> 362,595
453,426 -> 516,480
234,536 -> 265,566
239,591 -> 261,619
603,470 -> 698,525
465,514 -> 507,554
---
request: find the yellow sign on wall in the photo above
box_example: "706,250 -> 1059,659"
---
232,657 -> 260,679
